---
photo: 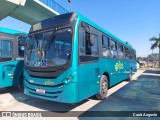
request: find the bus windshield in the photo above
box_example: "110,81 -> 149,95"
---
25,28 -> 72,67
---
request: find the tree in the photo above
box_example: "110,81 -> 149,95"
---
147,53 -> 158,61
150,34 -> 160,67
137,57 -> 143,61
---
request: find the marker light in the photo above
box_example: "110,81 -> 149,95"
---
8,74 -> 14,78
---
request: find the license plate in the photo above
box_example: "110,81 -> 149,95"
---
36,89 -> 45,93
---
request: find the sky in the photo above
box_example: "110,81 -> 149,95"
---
0,0 -> 160,57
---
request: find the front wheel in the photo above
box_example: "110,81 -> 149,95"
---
96,75 -> 108,100
17,73 -> 24,91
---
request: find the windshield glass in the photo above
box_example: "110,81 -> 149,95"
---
25,28 -> 72,67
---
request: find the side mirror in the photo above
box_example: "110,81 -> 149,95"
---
81,22 -> 90,32
81,22 -> 85,27
19,36 -> 27,46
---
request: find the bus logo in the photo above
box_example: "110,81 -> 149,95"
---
45,81 -> 54,85
115,62 -> 124,71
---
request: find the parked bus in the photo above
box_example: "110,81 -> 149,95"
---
24,13 -> 137,103
0,27 -> 27,90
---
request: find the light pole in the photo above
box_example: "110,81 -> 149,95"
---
68,0 -> 72,12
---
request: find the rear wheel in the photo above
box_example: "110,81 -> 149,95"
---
96,75 -> 108,100
130,69 -> 133,81
126,69 -> 132,81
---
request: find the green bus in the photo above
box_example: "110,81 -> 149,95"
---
0,27 -> 27,90
24,13 -> 137,103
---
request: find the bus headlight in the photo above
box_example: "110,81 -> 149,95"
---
64,78 -> 71,85
63,71 -> 77,85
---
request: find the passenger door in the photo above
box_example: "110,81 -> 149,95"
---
0,62 -> 17,88
78,27 -> 100,101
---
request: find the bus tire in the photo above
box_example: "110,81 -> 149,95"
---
17,73 -> 24,91
130,69 -> 133,81
126,69 -> 132,81
96,75 -> 108,100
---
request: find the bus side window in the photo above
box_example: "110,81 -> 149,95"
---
102,35 -> 111,58
79,28 -> 85,55
85,32 -> 98,56
134,51 -> 136,60
90,34 -> 98,56
110,39 -> 118,58
0,40 -> 12,58
129,49 -> 132,60
118,43 -> 124,59
85,32 -> 91,55
125,47 -> 129,60
131,50 -> 135,60
79,27 -> 99,63
131,50 -> 133,60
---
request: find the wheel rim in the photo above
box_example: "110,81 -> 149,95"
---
102,80 -> 108,95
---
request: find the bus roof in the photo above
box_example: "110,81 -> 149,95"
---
30,12 -> 135,51
0,27 -> 27,36
76,13 -> 135,51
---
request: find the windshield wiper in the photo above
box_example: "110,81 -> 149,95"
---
44,28 -> 58,48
